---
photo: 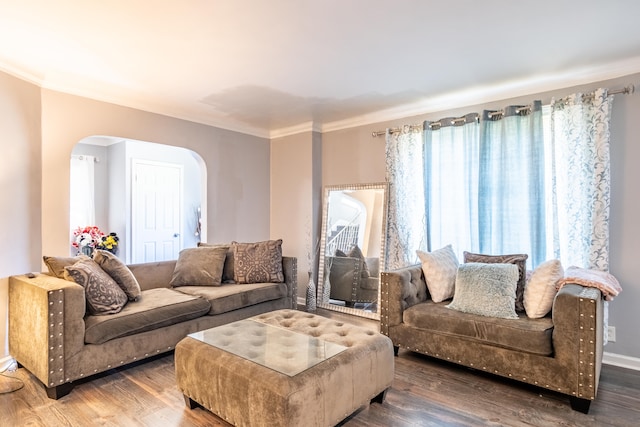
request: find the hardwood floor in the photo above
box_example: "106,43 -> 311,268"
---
2,349 -> 639,427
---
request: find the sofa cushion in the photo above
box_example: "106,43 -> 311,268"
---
463,251 -> 528,312
43,254 -> 91,278
175,282 -> 288,315
170,246 -> 228,287
84,288 -> 211,344
416,245 -> 459,303
64,258 -> 128,315
93,249 -> 141,301
197,242 -> 235,283
403,300 -> 554,356
232,239 -> 284,284
524,259 -> 564,319
447,262 -> 519,319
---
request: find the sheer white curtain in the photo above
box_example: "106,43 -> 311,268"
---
550,88 -> 613,270
424,115 -> 480,260
385,125 -> 426,269
69,155 -> 96,230
479,102 -> 546,267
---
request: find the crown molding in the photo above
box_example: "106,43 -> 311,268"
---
269,121 -> 321,139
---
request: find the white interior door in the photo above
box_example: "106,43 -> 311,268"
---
132,159 -> 183,263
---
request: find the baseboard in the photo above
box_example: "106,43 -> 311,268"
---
0,355 -> 17,372
603,352 -> 640,371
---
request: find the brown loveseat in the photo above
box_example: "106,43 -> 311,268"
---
380,264 -> 604,413
9,252 -> 297,399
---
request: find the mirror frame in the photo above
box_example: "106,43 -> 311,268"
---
316,182 -> 389,320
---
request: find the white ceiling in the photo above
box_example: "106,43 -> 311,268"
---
2,0 -> 640,138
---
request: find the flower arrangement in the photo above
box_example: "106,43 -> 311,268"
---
72,226 -> 119,255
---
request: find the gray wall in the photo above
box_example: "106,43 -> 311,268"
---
0,71 -> 41,368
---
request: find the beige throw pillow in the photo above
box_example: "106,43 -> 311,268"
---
169,246 -> 228,287
232,239 -> 284,284
416,245 -> 459,303
524,259 -> 564,318
64,259 -> 128,315
43,255 -> 91,278
197,242 -> 235,283
93,250 -> 142,301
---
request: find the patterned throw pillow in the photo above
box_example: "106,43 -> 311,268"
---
524,259 -> 564,318
64,259 -> 128,315
447,262 -> 519,319
169,246 -> 228,287
93,250 -> 142,301
232,239 -> 284,284
416,245 -> 459,303
463,251 -> 528,312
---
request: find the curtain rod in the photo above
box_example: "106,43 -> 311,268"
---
371,84 -> 635,137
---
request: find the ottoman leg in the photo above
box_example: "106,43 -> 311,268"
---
183,394 -> 201,410
370,388 -> 388,404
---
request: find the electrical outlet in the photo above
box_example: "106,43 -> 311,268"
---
608,326 -> 616,342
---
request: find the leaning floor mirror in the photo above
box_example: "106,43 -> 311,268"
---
317,182 -> 389,320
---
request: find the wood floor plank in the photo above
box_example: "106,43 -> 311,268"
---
1,349 -> 639,426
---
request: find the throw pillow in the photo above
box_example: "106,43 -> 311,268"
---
232,239 -> 284,284
463,251 -> 528,312
64,259 -> 128,315
416,245 -> 459,303
447,262 -> 519,319
523,259 -> 564,319
335,249 -> 348,257
348,245 -> 370,278
197,242 -> 235,283
43,255 -> 91,279
169,246 -> 228,287
93,250 -> 142,301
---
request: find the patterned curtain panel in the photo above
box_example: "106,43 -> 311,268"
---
550,88 -> 613,271
385,126 -> 426,269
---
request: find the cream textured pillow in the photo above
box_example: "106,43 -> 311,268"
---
93,250 -> 141,301
416,245 -> 459,303
64,259 -> 128,315
447,262 -> 519,319
463,251 -> 528,312
232,239 -> 284,284
524,259 -> 564,318
169,246 -> 228,287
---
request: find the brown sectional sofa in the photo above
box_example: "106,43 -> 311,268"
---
9,256 -> 297,399
380,264 -> 604,414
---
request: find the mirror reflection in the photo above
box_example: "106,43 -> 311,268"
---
317,183 -> 388,319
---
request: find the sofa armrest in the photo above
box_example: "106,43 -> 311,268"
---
9,273 -> 86,389
551,283 -> 604,400
282,256 -> 297,308
380,264 -> 427,336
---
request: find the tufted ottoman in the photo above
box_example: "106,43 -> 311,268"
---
175,309 -> 394,427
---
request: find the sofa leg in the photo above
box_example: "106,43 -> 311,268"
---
184,394 -> 202,410
370,388 -> 388,404
46,383 -> 74,400
570,397 -> 591,414
393,346 -> 399,356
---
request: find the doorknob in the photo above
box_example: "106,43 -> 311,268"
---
173,233 -> 180,238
